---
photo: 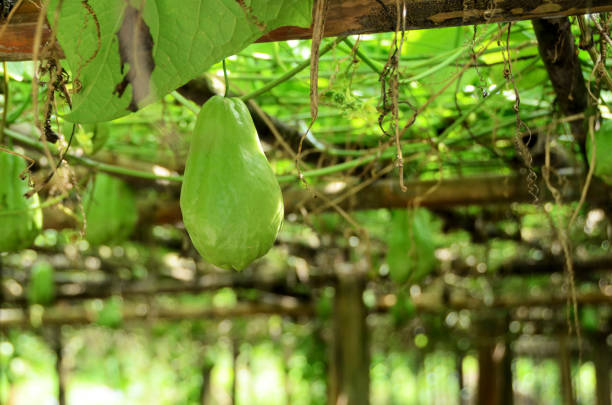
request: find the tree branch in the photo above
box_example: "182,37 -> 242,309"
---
532,18 -> 591,156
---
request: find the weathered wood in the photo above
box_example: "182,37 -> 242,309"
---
593,335 -> 611,405
51,328 -> 67,405
35,172 -> 612,231
1,289 -> 610,327
0,301 -> 315,327
200,361 -> 214,405
3,0 -> 612,61
558,336 -> 576,405
329,273 -> 369,405
0,1 -> 59,61
475,315 -> 513,405
2,255 -> 610,306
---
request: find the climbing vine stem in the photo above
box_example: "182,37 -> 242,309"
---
0,61 -> 8,145
222,59 -> 229,98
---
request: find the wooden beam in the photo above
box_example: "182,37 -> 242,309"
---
3,0 -> 612,61
37,172 -> 612,231
2,289 -> 610,327
0,301 -> 315,327
2,255 -> 610,306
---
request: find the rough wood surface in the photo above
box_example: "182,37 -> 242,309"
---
0,301 -> 315,327
2,289 -> 609,327
32,172 -> 611,230
3,0 -> 612,61
2,255 -> 609,305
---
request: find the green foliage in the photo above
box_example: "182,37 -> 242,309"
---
83,173 -> 138,246
390,290 -> 416,325
47,0 -> 313,123
0,150 -> 42,252
73,123 -> 110,155
580,306 -> 600,332
386,208 -> 438,283
96,296 -> 123,328
587,119 -> 612,184
315,288 -> 334,320
26,262 -> 55,306
180,96 -> 283,270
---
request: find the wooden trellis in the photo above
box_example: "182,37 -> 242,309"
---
1,2 -> 612,405
2,0 -> 612,61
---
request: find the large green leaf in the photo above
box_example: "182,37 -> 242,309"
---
48,0 -> 313,123
587,119 -> 612,185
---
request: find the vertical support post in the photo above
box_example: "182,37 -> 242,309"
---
475,315 -> 513,405
558,336 -> 575,405
457,352 -> 465,405
52,327 -> 66,405
592,335 -> 610,405
199,357 -> 214,405
477,344 -> 497,405
231,339 -> 238,405
500,338 -> 514,405
328,273 -> 369,405
282,337 -> 292,405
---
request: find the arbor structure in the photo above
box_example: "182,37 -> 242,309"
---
1,1 -> 611,405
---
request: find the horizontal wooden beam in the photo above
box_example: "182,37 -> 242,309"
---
2,0 -> 612,61
39,172 -> 612,230
5,127 -> 611,227
2,288 -> 610,327
0,301 -> 315,327
3,254 -> 609,306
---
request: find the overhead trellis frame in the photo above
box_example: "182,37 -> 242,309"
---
2,0 -> 612,61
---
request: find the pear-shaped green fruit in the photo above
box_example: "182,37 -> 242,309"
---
180,96 -> 284,270
0,150 -> 42,252
83,173 -> 138,246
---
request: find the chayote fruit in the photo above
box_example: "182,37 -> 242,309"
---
83,173 -> 138,246
0,150 -> 42,252
180,96 -> 284,270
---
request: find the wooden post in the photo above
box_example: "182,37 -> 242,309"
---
500,339 -> 514,405
592,335 -> 611,405
51,328 -> 66,405
199,358 -> 214,405
282,338 -> 293,405
231,339 -> 239,405
475,315 -> 514,405
329,273 -> 369,405
457,352 -> 465,405
477,344 -> 498,405
558,337 -> 575,405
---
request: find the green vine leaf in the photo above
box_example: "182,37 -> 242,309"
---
587,119 -> 612,185
48,0 -> 313,123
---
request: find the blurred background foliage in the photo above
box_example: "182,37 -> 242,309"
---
1,13 -> 611,405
